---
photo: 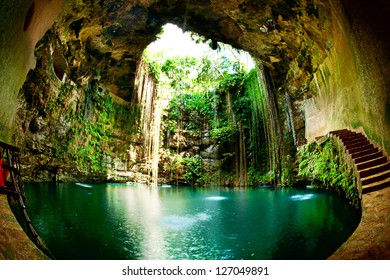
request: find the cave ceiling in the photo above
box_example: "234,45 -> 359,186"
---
56,0 -> 331,101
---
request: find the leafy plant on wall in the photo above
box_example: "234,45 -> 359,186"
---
183,157 -> 203,186
56,81 -> 135,178
296,137 -> 360,207
143,37 -> 272,186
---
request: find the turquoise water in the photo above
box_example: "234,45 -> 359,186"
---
23,183 -> 361,260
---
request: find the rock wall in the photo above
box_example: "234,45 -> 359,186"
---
13,29 -> 158,183
160,128 -> 224,185
304,0 -> 390,153
0,0 -> 62,143
1,0 -> 390,182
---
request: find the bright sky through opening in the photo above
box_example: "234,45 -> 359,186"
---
146,23 -> 255,70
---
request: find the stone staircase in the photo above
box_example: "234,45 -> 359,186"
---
330,129 -> 390,194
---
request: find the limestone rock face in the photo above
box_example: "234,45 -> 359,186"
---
13,29 -> 157,183
57,0 -> 330,102
45,0 -> 336,154
200,145 -> 221,160
4,0 -> 390,183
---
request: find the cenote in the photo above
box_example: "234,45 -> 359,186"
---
23,183 -> 360,260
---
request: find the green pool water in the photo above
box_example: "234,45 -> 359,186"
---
23,183 -> 361,260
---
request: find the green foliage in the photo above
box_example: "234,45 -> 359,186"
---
243,68 -> 272,175
161,57 -> 196,90
47,82 -> 74,112
210,122 -> 236,143
169,91 -> 215,133
281,154 -> 295,186
162,151 -> 183,179
143,31 -> 272,187
297,138 -> 360,207
183,157 -> 204,186
53,82 -> 136,175
247,167 -> 274,185
143,55 -> 161,81
68,112 -> 110,173
157,56 -> 270,186
217,72 -> 245,93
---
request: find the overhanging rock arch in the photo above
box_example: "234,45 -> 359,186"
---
5,0 -> 389,186
54,0 -> 334,147
2,0 -> 390,151
59,0 -> 329,101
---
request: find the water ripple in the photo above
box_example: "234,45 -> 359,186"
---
289,194 -> 316,201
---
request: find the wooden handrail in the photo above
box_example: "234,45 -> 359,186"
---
0,141 -> 51,256
0,141 -> 20,152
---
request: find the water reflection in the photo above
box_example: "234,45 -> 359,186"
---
160,213 -> 211,230
24,183 -> 361,260
204,196 -> 228,201
105,184 -> 167,259
289,194 -> 317,201
75,182 -> 93,188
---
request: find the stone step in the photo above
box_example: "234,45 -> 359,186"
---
344,139 -> 370,150
349,143 -> 374,155
337,133 -> 359,140
339,130 -> 358,135
361,169 -> 390,186
354,151 -> 383,164
340,133 -> 367,141
330,129 -> 349,135
339,131 -> 364,138
341,135 -> 367,145
362,176 -> 390,194
331,133 -> 354,139
357,156 -> 387,171
359,161 -> 390,179
330,129 -> 390,195
351,147 -> 379,159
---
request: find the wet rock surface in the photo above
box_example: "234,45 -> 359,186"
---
329,188 -> 390,259
0,196 -> 48,260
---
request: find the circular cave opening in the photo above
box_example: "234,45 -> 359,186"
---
141,23 -> 261,185
144,23 -> 255,75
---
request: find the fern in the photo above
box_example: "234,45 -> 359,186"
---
296,137 -> 360,207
